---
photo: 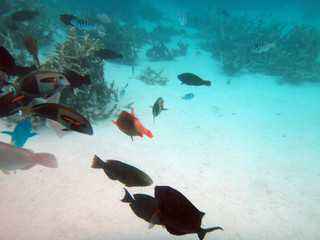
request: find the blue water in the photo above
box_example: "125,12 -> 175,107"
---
0,0 -> 320,240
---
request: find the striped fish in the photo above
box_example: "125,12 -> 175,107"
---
176,9 -> 187,26
251,42 -> 276,53
70,18 -> 96,31
181,93 -> 194,100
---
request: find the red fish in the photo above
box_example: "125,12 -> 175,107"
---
112,109 -> 153,141
22,34 -> 40,68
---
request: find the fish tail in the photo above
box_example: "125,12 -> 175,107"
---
91,155 -> 106,169
18,106 -> 33,115
33,153 -> 58,168
198,226 -> 224,240
120,188 -> 134,203
271,42 -> 276,48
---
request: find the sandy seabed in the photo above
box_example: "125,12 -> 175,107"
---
0,39 -> 319,240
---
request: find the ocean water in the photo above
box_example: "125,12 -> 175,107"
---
0,0 -> 320,240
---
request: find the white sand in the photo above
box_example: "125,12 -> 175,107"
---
1,38 -> 320,240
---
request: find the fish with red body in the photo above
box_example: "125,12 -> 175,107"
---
22,34 -> 40,68
112,109 -> 153,141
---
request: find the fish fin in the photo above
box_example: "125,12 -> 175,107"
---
91,155 -> 106,169
131,136 -> 134,141
149,211 -> 160,229
131,108 -> 135,116
18,106 -> 33,115
29,132 -> 37,137
103,168 -> 117,180
198,227 -> 224,240
33,153 -> 58,168
138,133 -> 143,138
121,188 -> 134,203
271,42 -> 276,48
1,170 -> 10,175
20,164 -> 36,170
162,108 -> 168,110
111,120 -> 119,128
1,131 -> 13,136
153,116 -> 155,123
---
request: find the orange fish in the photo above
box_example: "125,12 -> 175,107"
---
112,109 -> 153,141
22,34 -> 40,68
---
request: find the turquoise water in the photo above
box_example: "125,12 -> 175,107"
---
0,1 -> 320,240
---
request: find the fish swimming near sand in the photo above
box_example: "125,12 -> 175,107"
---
0,141 -> 58,175
91,155 -> 153,187
65,70 -> 91,90
22,34 -> 40,68
94,48 -> 123,60
0,46 -> 16,74
59,14 -> 78,26
178,73 -> 211,86
176,9 -> 187,26
251,42 -> 276,53
181,93 -> 194,100
10,9 -> 39,21
1,120 -> 37,147
112,109 -> 153,141
19,103 -> 93,135
151,186 -> 223,240
120,83 -> 128,98
70,18 -> 96,31
152,97 -> 167,123
121,188 -> 159,223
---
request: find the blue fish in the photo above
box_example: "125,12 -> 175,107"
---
176,9 -> 187,26
181,93 -> 194,100
70,18 -> 96,31
120,83 -> 128,98
1,120 -> 37,147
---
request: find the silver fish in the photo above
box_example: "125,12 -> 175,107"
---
181,93 -> 194,100
176,9 -> 187,26
251,42 -> 276,53
70,18 -> 96,31
0,141 -> 58,175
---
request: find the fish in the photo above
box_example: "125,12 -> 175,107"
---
0,141 -> 58,175
0,92 -> 32,118
19,103 -> 93,135
65,70 -> 91,90
152,97 -> 167,123
121,188 -> 159,223
178,73 -> 211,86
91,155 -> 153,187
220,9 -> 230,16
176,9 -> 187,26
151,186 -> 223,240
94,49 -> 123,60
22,34 -> 40,68
251,42 -> 276,53
120,83 -> 128,98
7,65 -> 37,77
181,93 -> 194,100
70,18 -> 96,31
17,71 -> 69,99
1,120 -> 37,147
0,46 -> 16,74
112,109 -> 153,141
96,13 -> 111,24
59,14 -> 78,26
131,65 -> 135,76
10,9 -> 39,21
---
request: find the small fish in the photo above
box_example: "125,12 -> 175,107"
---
221,9 -> 230,16
17,71 -> 69,99
121,188 -> 159,224
176,9 -> 187,26
22,34 -> 40,68
19,103 -> 93,135
1,120 -> 37,147
120,83 -> 128,98
151,186 -> 223,240
91,155 -> 153,187
152,97 -> 167,123
65,70 -> 91,90
10,9 -> 39,21
131,65 -> 135,75
0,46 -> 16,74
59,14 -> 78,26
181,93 -> 194,100
94,49 -> 123,60
112,109 -> 153,141
96,13 -> 111,24
0,141 -> 58,175
178,73 -> 211,86
70,18 -> 96,31
251,42 -> 276,53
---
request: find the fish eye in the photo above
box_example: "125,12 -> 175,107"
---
58,75 -> 65,80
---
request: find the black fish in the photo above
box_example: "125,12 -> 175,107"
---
19,103 -> 93,135
10,10 -> 39,21
65,71 -> 91,90
7,65 -> 37,77
91,155 -> 153,187
0,46 -> 16,73
152,186 -> 223,240
94,49 -> 123,60
0,92 -> 31,118
178,73 -> 211,86
59,14 -> 78,26
151,97 -> 167,123
121,188 -> 159,224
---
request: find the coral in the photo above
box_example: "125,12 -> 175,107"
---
171,40 -> 188,57
137,66 -> 169,85
146,42 -> 174,61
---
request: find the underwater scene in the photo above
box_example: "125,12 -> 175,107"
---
0,0 -> 320,239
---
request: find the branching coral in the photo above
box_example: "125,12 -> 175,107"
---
137,66 -> 169,85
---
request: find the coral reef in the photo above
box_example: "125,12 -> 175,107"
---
171,40 -> 188,57
137,66 -> 169,85
146,42 -> 174,61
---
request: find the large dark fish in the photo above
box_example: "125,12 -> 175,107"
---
178,73 -> 211,86
94,49 -> 123,60
112,109 -> 153,141
22,34 -> 40,68
59,14 -> 78,26
91,155 -> 153,187
0,46 -> 16,73
19,103 -> 93,135
65,71 -> 91,90
152,186 -> 223,240
121,188 -> 159,223
17,71 -> 69,99
7,65 -> 37,77
10,10 -> 39,21
152,97 -> 167,123
0,92 -> 31,118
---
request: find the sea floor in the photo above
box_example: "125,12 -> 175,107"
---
0,40 -> 320,240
